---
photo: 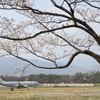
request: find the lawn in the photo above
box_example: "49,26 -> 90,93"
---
0,84 -> 100,100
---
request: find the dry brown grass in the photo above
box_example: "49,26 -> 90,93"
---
0,86 -> 100,100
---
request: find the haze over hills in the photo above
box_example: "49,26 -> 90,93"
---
0,57 -> 99,76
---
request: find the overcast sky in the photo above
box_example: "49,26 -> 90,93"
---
0,0 -> 100,70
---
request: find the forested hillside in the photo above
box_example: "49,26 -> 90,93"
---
1,69 -> 100,83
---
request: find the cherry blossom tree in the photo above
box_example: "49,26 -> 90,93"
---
0,0 -> 100,70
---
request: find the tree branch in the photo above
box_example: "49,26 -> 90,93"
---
84,0 -> 100,9
84,50 -> 100,63
3,48 -> 83,69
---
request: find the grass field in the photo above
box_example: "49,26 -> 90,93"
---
0,84 -> 100,100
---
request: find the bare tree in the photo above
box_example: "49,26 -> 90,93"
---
0,0 -> 100,70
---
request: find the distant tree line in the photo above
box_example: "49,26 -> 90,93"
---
0,70 -> 100,83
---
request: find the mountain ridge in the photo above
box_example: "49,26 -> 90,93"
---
0,57 -> 98,76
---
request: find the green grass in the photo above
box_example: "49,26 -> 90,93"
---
0,84 -> 100,100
